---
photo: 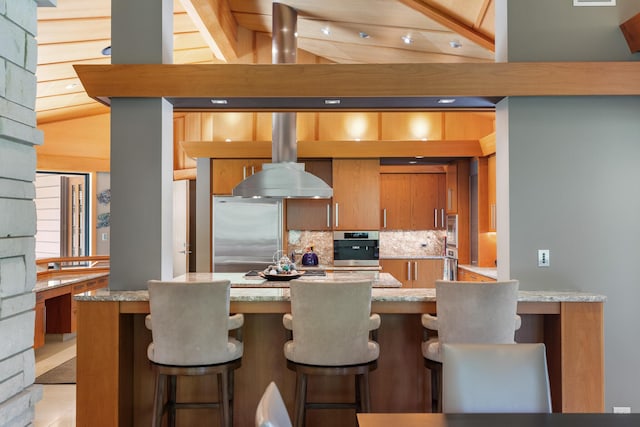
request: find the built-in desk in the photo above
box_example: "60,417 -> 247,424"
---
75,281 -> 605,427
34,272 -> 109,348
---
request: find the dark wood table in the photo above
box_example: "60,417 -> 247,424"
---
357,413 -> 640,427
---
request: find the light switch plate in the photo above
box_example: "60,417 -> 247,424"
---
538,249 -> 550,267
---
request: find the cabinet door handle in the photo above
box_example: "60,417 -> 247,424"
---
434,209 -> 438,228
383,209 -> 387,229
335,203 -> 339,228
251,166 -> 255,175
414,261 -> 419,281
441,209 -> 445,229
407,261 -> 412,281
243,166 -> 247,179
326,204 -> 331,228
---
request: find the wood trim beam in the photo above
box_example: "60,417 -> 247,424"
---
397,0 -> 495,52
74,62 -> 640,100
180,140 -> 483,159
178,0 -> 238,61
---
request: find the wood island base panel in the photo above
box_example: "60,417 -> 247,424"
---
75,282 -> 605,427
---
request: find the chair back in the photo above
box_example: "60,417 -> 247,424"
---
286,279 -> 378,366
147,279 -> 241,365
435,280 -> 519,344
442,343 -> 552,413
255,381 -> 292,427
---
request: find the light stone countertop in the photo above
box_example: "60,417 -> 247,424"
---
76,286 -> 606,303
458,264 -> 498,279
34,272 -> 109,293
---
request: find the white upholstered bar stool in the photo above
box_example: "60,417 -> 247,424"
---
442,343 -> 552,413
146,279 -> 244,427
255,381 -> 293,427
422,280 -> 521,412
283,279 -> 381,427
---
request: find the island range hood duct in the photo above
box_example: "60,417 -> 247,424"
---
232,3 -> 333,199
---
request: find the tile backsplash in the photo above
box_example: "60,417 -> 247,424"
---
286,230 -> 446,265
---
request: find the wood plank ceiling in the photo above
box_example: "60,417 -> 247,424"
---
36,0 -> 495,125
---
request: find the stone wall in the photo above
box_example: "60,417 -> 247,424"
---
0,0 -> 45,424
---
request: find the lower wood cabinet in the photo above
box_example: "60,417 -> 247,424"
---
381,258 -> 444,288
457,268 -> 496,282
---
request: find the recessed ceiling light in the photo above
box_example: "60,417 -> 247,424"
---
415,156 -> 425,159
321,27 -> 331,36
225,138 -> 232,142
421,138 -> 428,141
402,35 -> 413,44
438,98 -> 456,104
355,138 -> 361,142
101,46 -> 111,56
324,99 -> 341,105
359,32 -> 370,39
449,40 -> 462,49
409,160 -> 418,164
210,99 -> 228,105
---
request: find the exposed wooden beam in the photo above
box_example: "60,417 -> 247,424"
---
180,140 -> 483,159
178,0 -> 238,61
398,0 -> 495,52
74,62 -> 640,99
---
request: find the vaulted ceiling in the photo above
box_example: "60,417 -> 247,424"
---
36,0 -> 495,124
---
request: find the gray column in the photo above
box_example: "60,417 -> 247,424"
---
109,0 -> 174,289
196,158 -> 211,272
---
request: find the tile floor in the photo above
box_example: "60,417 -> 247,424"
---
33,337 -> 77,427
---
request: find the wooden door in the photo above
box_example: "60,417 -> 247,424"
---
332,159 -> 380,230
411,174 -> 442,230
286,160 -> 333,230
211,159 -> 268,195
380,174 -> 411,230
446,162 -> 458,214
380,259 -> 412,287
412,259 -> 444,288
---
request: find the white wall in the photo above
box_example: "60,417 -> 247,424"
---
501,0 -> 640,412
0,0 -> 44,424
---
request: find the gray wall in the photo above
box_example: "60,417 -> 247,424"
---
503,0 -> 640,411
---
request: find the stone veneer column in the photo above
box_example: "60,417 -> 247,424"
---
109,0 -> 174,290
0,0 -> 49,424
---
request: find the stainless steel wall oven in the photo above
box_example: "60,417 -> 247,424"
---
333,231 -> 379,266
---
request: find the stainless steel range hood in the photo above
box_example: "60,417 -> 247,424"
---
232,3 -> 333,199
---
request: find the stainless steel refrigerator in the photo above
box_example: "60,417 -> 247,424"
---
212,196 -> 283,272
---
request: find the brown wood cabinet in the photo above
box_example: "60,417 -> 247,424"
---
381,258 -> 444,288
446,162 -> 458,213
211,158 -> 269,195
332,159 -> 380,230
457,268 -> 496,282
380,173 -> 446,230
286,160 -> 333,230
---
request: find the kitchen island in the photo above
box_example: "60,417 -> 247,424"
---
75,281 -> 605,427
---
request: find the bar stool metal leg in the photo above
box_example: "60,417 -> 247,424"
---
152,372 -> 166,427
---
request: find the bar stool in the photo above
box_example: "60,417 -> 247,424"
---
422,280 -> 521,412
146,279 -> 243,427
283,279 -> 380,427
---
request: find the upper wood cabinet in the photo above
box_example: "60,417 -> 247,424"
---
380,173 -> 445,230
446,162 -> 458,213
286,160 -> 333,230
380,174 -> 411,230
211,159 -> 269,195
332,159 -> 380,230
